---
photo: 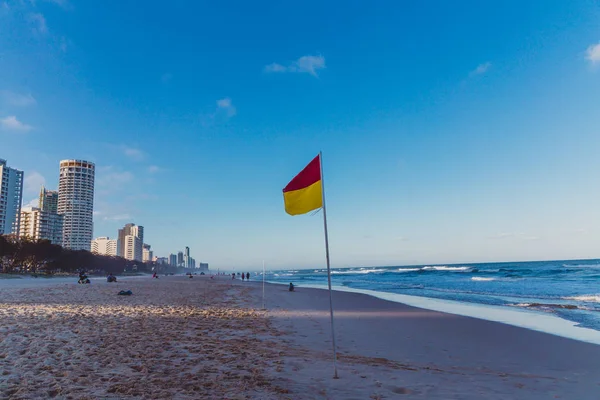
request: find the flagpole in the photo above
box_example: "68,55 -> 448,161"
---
319,151 -> 339,379
262,260 -> 266,310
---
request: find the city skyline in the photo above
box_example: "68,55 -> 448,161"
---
1,1 -> 600,269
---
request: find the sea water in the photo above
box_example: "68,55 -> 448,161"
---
265,259 -> 600,334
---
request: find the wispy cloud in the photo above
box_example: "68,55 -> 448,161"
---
23,198 -> 39,208
488,232 -> 539,241
23,171 -> 45,196
586,42 -> 600,64
1,90 -> 37,107
264,55 -> 326,77
59,36 -> 68,52
44,0 -> 68,7
216,97 -> 236,118
470,62 -> 491,76
148,165 -> 161,173
28,13 -> 47,35
1,115 -> 33,132
103,213 -> 132,222
121,146 -> 145,161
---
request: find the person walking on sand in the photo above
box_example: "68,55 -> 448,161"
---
246,272 -> 250,281
232,273 -> 235,280
241,273 -> 245,281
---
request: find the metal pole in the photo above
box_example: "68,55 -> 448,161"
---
319,151 -> 339,379
262,260 -> 266,310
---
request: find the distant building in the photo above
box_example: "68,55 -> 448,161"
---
18,207 -> 63,245
142,243 -> 153,263
0,159 -> 24,235
169,253 -> 177,267
117,223 -> 144,258
177,251 -> 183,267
124,234 -> 143,262
184,246 -> 190,268
199,263 -> 209,272
39,186 -> 59,214
91,236 -> 117,256
58,159 -> 95,251
155,257 -> 168,265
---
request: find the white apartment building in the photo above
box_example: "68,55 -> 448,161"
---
0,159 -> 24,235
18,207 -> 63,245
124,234 -> 143,262
91,236 -> 117,256
142,243 -> 153,263
58,160 -> 95,251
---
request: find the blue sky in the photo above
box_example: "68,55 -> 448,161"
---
1,0 -> 600,270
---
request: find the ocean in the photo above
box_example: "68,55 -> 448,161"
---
265,259 -> 600,333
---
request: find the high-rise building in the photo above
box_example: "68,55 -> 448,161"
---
124,234 -> 142,261
117,223 -> 134,257
184,246 -> 190,268
142,243 -> 153,262
0,159 -> 24,236
18,207 -> 63,245
199,263 -> 209,272
117,223 -> 144,258
39,186 -> 59,214
91,236 -> 117,256
177,251 -> 183,267
169,253 -> 177,267
58,160 -> 95,251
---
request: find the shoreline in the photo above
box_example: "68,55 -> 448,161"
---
264,279 -> 600,345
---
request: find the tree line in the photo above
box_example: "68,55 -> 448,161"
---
0,235 -> 153,275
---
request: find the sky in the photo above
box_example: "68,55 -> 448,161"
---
1,0 -> 600,270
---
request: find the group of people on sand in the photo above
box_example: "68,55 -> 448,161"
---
231,272 -> 251,281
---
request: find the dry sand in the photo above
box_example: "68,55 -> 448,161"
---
1,275 -> 599,399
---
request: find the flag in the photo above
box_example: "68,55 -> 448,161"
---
283,155 -> 323,215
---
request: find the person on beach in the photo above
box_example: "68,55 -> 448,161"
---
231,273 -> 235,280
289,282 -> 295,292
107,273 -> 117,283
246,272 -> 250,280
78,271 -> 90,284
152,272 -> 158,279
242,273 -> 245,281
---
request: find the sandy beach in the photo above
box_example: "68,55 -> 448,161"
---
1,275 -> 599,399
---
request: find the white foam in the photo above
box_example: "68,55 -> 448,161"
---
563,295 -> 600,303
471,277 -> 496,281
397,268 -> 421,273
422,266 -> 471,271
331,268 -> 388,275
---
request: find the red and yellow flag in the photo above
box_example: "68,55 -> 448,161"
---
283,155 -> 323,215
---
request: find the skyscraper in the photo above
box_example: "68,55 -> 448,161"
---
169,253 -> 177,267
0,159 -> 24,236
118,223 -> 144,261
39,186 -> 59,214
184,246 -> 190,268
124,234 -> 142,261
18,207 -> 63,245
58,160 -> 95,251
117,223 -> 135,257
177,251 -> 183,267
